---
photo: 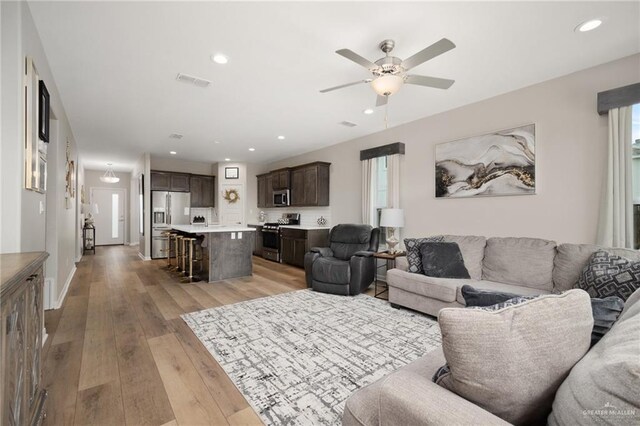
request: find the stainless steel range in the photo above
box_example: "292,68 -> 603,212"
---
262,213 -> 300,262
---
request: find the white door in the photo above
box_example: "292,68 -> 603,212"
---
220,183 -> 245,225
92,187 -> 126,245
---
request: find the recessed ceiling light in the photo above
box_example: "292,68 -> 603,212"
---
169,151 -> 177,155
214,140 -> 221,144
224,158 -> 231,161
211,54 -> 228,64
249,148 -> 256,152
363,109 -> 374,115
277,135 -> 285,140
575,19 -> 602,32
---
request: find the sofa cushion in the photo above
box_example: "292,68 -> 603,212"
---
548,288 -> 640,426
553,243 -> 640,292
342,348 -> 446,426
455,280 -> 548,305
576,250 -> 640,302
404,236 -> 444,273
482,237 -> 557,291
387,269 -> 465,302
437,289 -> 593,425
441,235 -> 486,280
311,256 -> 350,284
419,242 -> 470,279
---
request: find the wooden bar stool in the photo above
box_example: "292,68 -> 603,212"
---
162,231 -> 173,269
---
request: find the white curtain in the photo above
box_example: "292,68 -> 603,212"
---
596,106 -> 634,248
361,158 -> 377,226
387,154 -> 401,209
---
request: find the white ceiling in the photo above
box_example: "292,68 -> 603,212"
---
28,1 -> 640,171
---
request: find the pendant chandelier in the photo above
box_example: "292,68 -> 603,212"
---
100,163 -> 120,183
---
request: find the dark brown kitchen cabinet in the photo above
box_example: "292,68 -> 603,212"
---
257,174 -> 268,208
265,174 -> 275,208
190,175 -> 215,208
248,225 -> 263,256
151,171 -> 191,192
280,228 -> 329,268
271,169 -> 291,190
290,162 -> 330,207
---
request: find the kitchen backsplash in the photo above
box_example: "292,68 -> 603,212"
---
258,207 -> 331,227
191,207 -> 217,224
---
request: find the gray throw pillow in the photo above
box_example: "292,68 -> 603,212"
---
435,290 -> 594,425
576,250 -> 640,301
403,236 -> 444,274
419,242 -> 470,279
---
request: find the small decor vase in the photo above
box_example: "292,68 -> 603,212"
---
317,216 -> 327,226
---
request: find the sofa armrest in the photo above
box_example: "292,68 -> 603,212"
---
353,250 -> 374,258
310,247 -> 333,257
379,370 -> 510,426
395,256 -> 409,271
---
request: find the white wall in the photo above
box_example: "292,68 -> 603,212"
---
1,1 -> 80,308
260,54 -> 640,245
217,162 -> 247,225
84,169 -> 132,244
131,153 -> 151,259
150,155 -> 216,175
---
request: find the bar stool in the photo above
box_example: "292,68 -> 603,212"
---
175,235 -> 184,273
181,237 -> 199,283
162,231 -> 173,269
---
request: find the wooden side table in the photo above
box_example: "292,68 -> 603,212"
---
83,224 -> 96,255
373,251 -> 406,299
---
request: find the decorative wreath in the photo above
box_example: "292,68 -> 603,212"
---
223,188 -> 240,204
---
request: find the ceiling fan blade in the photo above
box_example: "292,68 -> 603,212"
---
319,79 -> 371,93
402,38 -> 456,70
405,75 -> 455,89
376,95 -> 388,107
336,49 -> 379,70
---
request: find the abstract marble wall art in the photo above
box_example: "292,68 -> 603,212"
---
435,124 -> 536,198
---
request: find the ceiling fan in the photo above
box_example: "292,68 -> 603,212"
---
320,38 -> 456,106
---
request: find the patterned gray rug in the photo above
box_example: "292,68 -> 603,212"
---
182,290 -> 441,425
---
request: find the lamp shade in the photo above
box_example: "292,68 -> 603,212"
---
380,208 -> 404,228
371,75 -> 404,96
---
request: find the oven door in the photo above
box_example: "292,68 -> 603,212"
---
262,230 -> 280,250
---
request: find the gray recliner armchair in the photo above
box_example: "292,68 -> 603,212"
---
304,224 -> 380,296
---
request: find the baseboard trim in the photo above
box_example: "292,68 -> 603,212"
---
54,265 -> 76,310
128,242 -> 140,246
138,252 -> 151,261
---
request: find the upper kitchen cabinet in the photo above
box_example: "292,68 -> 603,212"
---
271,168 -> 291,190
257,173 -> 268,208
151,171 -> 191,192
190,175 -> 215,207
291,162 -> 330,206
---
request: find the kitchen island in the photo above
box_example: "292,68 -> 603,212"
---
171,225 -> 256,282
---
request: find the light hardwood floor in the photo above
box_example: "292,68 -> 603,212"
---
42,244 -> 327,426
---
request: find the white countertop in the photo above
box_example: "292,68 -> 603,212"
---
172,225 -> 256,234
280,225 -> 331,230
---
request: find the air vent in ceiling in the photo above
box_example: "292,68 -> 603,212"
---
339,121 -> 357,127
176,73 -> 211,88
169,133 -> 183,139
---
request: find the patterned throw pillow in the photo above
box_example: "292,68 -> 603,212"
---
576,250 -> 640,301
404,236 -> 444,274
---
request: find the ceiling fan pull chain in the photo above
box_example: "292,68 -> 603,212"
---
385,101 -> 389,130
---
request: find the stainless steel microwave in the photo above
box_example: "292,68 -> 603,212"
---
273,189 -> 290,207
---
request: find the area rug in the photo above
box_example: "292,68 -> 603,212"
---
182,290 -> 441,425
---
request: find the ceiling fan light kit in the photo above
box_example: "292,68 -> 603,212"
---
321,37 -> 456,105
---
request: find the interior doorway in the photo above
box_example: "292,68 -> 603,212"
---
91,187 -> 126,245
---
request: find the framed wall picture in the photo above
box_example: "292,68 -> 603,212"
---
435,123 -> 536,198
39,80 -> 50,142
225,167 -> 239,179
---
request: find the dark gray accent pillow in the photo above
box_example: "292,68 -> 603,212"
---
404,236 -> 444,274
461,285 -> 520,307
576,250 -> 640,301
419,242 -> 470,279
590,296 -> 624,346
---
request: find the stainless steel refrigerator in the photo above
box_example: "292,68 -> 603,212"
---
151,191 -> 191,258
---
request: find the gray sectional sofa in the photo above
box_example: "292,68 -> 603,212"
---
387,235 -> 640,316
343,287 -> 640,425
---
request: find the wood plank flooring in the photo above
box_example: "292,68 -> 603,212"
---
42,245 -> 315,426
